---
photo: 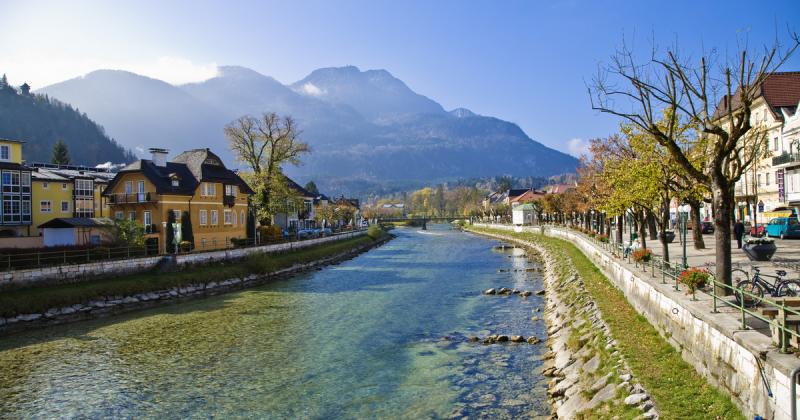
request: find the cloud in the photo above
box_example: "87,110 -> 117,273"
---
300,82 -> 325,96
567,138 -> 590,157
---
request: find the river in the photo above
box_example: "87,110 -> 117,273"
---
0,225 -> 549,419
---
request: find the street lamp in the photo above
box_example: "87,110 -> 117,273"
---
678,204 -> 691,269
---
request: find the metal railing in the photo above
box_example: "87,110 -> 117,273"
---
106,192 -> 154,204
772,152 -> 800,167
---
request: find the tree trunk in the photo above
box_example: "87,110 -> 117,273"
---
689,200 -> 705,249
637,210 -> 647,249
661,199 -> 670,262
646,210 -> 658,240
616,215 -> 623,243
712,181 -> 734,295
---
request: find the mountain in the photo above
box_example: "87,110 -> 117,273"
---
38,66 -> 578,195
0,80 -> 134,164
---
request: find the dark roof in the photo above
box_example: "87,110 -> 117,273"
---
507,188 -> 531,198
0,161 -> 31,171
713,72 -> 800,121
38,217 -> 114,229
285,177 -> 314,198
333,195 -> 360,208
0,138 -> 25,144
104,150 -> 253,196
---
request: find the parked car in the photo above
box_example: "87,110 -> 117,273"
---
765,217 -> 800,239
700,221 -> 714,234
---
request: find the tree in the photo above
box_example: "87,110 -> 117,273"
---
180,211 -> 194,246
434,184 -> 445,216
590,34 -> 799,291
225,113 -> 311,224
246,208 -> 256,240
112,218 -> 144,247
304,181 -> 320,196
497,176 -> 513,192
166,210 -> 176,254
51,139 -> 70,165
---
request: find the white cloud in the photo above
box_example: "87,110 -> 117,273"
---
567,138 -> 590,157
301,82 -> 325,96
129,56 -> 219,85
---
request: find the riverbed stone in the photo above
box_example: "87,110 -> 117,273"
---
510,335 -> 525,343
484,288 -> 496,295
624,393 -> 648,405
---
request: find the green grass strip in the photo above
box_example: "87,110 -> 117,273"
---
0,234 -> 382,318
471,227 -> 743,420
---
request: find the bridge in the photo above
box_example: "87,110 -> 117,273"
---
376,217 -> 466,230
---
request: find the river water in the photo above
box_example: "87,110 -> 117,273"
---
0,225 -> 549,419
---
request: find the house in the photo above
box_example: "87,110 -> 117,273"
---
544,184 -> 575,194
512,203 -> 535,226
37,217 -> 114,247
103,148 -> 253,253
30,163 -> 116,236
0,139 -> 33,240
482,191 -> 508,210
272,177 -> 316,231
331,195 -> 360,227
715,72 -> 800,223
507,188 -> 545,206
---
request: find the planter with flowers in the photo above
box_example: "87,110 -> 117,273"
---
597,234 -> 609,243
742,236 -> 777,261
631,248 -> 652,263
679,268 -> 710,293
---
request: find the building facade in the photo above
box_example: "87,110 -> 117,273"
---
103,148 -> 253,253
0,139 -> 32,238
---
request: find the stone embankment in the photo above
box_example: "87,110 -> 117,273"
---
0,234 -> 392,336
474,230 -> 659,419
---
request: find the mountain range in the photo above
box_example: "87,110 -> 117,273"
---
38,65 -> 578,194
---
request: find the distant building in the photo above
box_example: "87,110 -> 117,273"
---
0,138 -> 32,239
512,203 -> 535,226
19,83 -> 30,96
272,177 -> 316,231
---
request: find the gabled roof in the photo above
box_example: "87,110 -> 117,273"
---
513,203 -> 535,211
712,72 -> 800,121
285,177 -> 315,199
38,217 -> 114,229
507,188 -> 530,199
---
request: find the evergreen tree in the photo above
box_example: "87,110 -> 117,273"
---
304,181 -> 320,196
0,74 -> 7,88
246,208 -> 256,240
166,210 -> 176,254
51,139 -> 71,165
180,211 -> 194,246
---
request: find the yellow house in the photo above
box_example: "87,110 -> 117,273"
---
30,164 -> 115,236
0,138 -> 32,239
103,148 -> 252,253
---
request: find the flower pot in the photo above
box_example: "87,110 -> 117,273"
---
658,231 -> 676,243
742,242 -> 777,261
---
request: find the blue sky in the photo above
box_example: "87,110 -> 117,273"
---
1,0 -> 798,155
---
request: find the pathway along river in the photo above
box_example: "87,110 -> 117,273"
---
0,225 -> 550,418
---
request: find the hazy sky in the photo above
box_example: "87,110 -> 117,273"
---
1,0 -> 799,155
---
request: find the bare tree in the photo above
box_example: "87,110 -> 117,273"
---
589,33 -> 799,291
225,113 -> 311,224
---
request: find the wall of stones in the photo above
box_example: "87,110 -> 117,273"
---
474,223 -> 800,420
0,231 -> 366,290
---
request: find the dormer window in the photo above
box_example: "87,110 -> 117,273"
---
172,179 -> 179,187
0,145 -> 9,161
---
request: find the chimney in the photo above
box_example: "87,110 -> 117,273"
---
149,148 -> 169,167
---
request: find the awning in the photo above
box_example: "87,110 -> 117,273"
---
763,210 -> 794,219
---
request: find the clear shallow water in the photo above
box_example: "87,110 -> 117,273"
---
0,225 -> 549,419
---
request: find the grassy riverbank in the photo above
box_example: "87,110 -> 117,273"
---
469,226 -> 742,420
0,232 -> 388,318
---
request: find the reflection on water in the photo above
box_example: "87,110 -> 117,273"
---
0,225 -> 549,418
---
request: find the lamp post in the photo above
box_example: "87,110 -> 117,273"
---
678,204 -> 690,269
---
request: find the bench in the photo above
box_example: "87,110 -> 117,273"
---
760,297 -> 800,349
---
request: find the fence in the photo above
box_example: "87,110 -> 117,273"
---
0,228 -> 363,272
538,223 -> 800,353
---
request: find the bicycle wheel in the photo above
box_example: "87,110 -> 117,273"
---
776,280 -> 800,297
735,280 -> 764,308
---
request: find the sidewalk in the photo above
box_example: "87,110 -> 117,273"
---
639,232 -> 800,278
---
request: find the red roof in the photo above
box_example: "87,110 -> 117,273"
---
713,71 -> 800,120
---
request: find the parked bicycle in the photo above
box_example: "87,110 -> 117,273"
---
734,267 -> 800,307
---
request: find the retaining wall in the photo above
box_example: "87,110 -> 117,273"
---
473,223 -> 800,420
0,231 -> 366,290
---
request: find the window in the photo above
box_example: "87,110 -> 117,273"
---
172,210 -> 181,220
232,210 -> 237,226
61,201 -> 69,213
74,179 -> 93,197
241,211 -> 245,228
757,174 -> 762,186
766,173 -> 771,186
774,137 -> 780,151
210,210 -> 218,225
61,183 -> 68,191
137,180 -> 146,202
199,209 -> 208,225
42,182 -> 48,189
225,184 -> 237,197
203,182 -> 216,197
171,178 -> 179,187
115,211 -> 124,220
0,145 -> 9,160
125,181 -> 132,194
40,201 -> 51,212
143,211 -> 151,227
128,211 -> 135,221
224,209 -> 232,225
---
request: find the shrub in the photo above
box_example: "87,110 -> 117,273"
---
230,237 -> 248,248
597,234 -> 609,243
179,241 -> 193,252
367,225 -> 384,240
258,225 -> 283,242
631,248 -> 652,263
679,268 -> 710,292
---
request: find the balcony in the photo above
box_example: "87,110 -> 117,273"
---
223,195 -> 236,207
144,224 -> 159,234
107,192 -> 154,204
772,152 -> 800,168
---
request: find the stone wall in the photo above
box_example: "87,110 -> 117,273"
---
0,231 -> 366,290
475,223 -> 800,420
